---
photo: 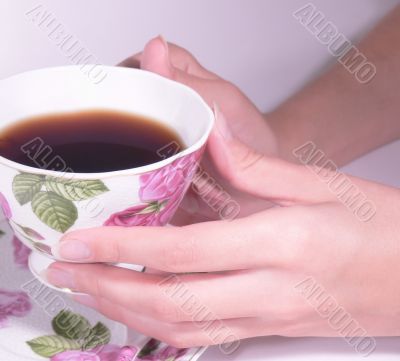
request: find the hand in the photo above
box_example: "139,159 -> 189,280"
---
46,108 -> 400,349
119,36 -> 278,221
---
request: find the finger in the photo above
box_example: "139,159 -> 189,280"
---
140,35 -> 174,78
138,36 -> 233,107
74,294 -> 281,348
122,36 -> 217,79
164,41 -> 218,79
45,263 -> 296,322
55,206 -> 310,271
208,105 -> 340,206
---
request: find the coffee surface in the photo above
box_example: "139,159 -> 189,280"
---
0,110 -> 184,173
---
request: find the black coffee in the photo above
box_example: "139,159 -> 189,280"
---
0,110 -> 184,173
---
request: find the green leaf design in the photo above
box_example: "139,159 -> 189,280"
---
137,201 -> 168,214
26,335 -> 80,357
31,191 -> 77,233
45,177 -> 109,201
12,173 -> 44,205
0,230 -> 4,237
52,310 -> 92,340
82,322 -> 111,350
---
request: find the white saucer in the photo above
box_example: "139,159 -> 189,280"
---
0,220 -> 129,360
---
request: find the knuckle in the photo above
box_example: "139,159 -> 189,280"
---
93,268 -> 110,299
107,238 -> 122,263
228,145 -> 263,187
94,238 -> 121,263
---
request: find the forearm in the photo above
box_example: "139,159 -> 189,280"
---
270,5 -> 400,166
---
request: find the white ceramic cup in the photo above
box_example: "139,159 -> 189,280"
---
0,65 -> 214,261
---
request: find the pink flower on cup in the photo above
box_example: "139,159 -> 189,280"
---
51,345 -> 137,361
104,150 -> 203,228
12,236 -> 31,269
0,192 -> 12,219
139,151 -> 201,203
0,289 -> 32,327
104,204 -> 164,227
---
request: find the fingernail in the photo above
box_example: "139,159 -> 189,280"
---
157,35 -> 172,69
212,102 -> 233,140
73,294 -> 98,309
44,267 -> 75,290
158,34 -> 169,53
53,240 -> 92,261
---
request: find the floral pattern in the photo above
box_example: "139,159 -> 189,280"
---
26,309 -> 138,360
11,173 -> 109,233
0,289 -> 32,328
104,151 -> 202,227
12,236 -> 31,269
0,192 -> 12,219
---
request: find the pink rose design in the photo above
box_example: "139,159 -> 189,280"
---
104,150 -> 203,228
104,204 -> 163,227
139,151 -> 201,203
51,345 -> 137,361
0,289 -> 32,327
0,192 -> 12,219
117,346 -> 138,360
12,236 -> 31,269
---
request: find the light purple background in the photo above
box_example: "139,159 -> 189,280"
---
1,1 -> 400,360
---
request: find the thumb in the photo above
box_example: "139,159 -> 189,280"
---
140,37 -> 228,107
140,35 -> 174,78
208,105 -> 337,206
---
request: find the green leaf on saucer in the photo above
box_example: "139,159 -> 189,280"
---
52,310 -> 92,340
26,335 -> 80,357
82,322 -> 111,350
138,339 -> 161,357
12,173 -> 44,205
31,191 -> 77,233
45,177 -> 109,201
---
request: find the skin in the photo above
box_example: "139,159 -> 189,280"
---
46,6 -> 400,349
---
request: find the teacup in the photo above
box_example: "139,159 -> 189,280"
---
0,65 -> 214,266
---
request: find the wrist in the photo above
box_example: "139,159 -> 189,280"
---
265,108 -> 303,164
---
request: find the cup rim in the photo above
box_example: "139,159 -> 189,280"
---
0,65 -> 214,179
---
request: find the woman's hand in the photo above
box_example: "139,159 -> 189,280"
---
46,108 -> 400,349
119,36 -> 278,221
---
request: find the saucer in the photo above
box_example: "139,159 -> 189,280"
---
0,218 -> 206,360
